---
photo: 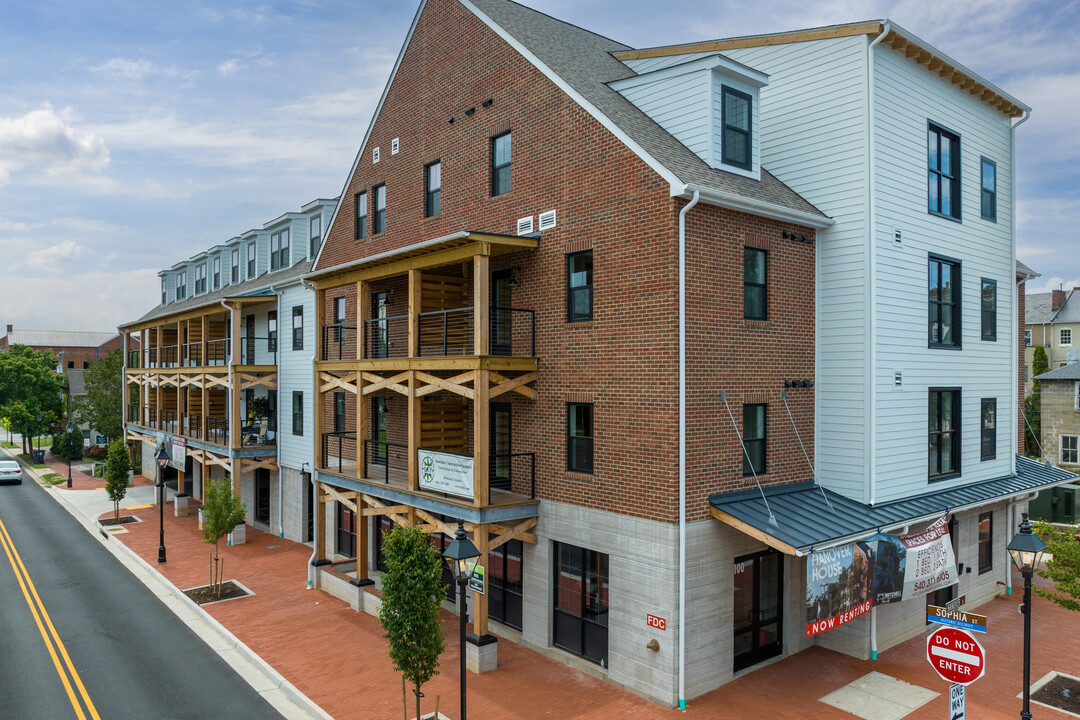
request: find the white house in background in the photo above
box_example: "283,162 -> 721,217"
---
122,198 -> 336,544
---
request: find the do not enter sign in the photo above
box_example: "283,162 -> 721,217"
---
926,627 -> 985,686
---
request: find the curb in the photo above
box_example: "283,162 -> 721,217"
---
3,443 -> 334,720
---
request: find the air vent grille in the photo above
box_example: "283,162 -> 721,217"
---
894,370 -> 903,387
538,210 -> 557,231
516,216 -> 534,236
372,146 -> 380,163
391,138 -> 400,155
894,227 -> 902,244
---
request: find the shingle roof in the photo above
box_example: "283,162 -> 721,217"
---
709,456 -> 1078,553
1016,259 -> 1039,279
66,368 -> 87,395
466,0 -> 826,222
1027,289 -> 1080,325
1035,363 -> 1080,381
4,330 -> 118,348
122,260 -> 312,328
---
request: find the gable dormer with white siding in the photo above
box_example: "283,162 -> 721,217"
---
610,54 -> 767,180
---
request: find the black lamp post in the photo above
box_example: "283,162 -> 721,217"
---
1007,512 -> 1047,720
65,421 -> 75,488
155,445 -> 170,564
443,518 -> 480,720
34,412 -> 42,455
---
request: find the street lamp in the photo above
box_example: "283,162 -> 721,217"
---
155,445 -> 170,564
1007,512 -> 1047,720
65,421 -> 75,488
443,518 -> 480,720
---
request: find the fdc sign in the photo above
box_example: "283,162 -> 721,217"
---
926,627 -> 985,686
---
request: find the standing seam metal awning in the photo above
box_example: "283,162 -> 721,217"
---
708,455 -> 1078,556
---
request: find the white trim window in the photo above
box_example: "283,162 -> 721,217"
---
194,263 -> 207,294
161,277 -> 167,305
1062,328 -> 1073,346
1075,381 -> 1080,411
213,256 -> 221,289
1025,329 -> 1032,346
175,272 -> 187,300
270,228 -> 290,271
231,248 -> 239,283
1062,435 -> 1079,465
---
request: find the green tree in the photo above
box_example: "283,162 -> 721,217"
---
74,350 -> 124,442
1024,393 -> 1042,458
55,424 -> 84,466
1031,345 -> 1049,393
200,476 -> 247,598
1033,522 -> 1080,612
377,524 -> 446,720
0,345 -> 65,453
104,440 -> 131,523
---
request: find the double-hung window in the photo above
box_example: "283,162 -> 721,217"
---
1025,329 -> 1032,346
425,161 -> 441,217
355,192 -> 367,239
567,403 -> 594,474
744,247 -> 767,320
977,513 -> 993,574
929,388 -> 961,480
292,391 -> 303,436
928,256 -> 961,347
373,184 -> 386,234
1074,381 -> 1080,411
231,249 -> 239,283
981,398 -> 996,461
292,306 -> 303,351
743,404 -> 766,475
194,264 -> 206,294
267,311 -> 277,353
928,123 -> 961,220
161,278 -> 167,305
1061,328 -> 1072,346
176,273 -> 186,300
567,250 -> 593,322
270,229 -> 289,270
981,158 -> 997,221
981,278 -> 997,341
492,131 -> 511,196
1062,435 -> 1079,464
721,86 -> 752,169
309,215 -> 321,258
213,257 -> 220,290
247,243 -> 256,279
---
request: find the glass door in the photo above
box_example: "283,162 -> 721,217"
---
491,269 -> 512,356
254,469 -> 270,525
733,549 -> 783,672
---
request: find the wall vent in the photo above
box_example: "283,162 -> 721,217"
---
538,210 -> 557,231
516,216 -> 534,236
391,138 -> 400,155
894,370 -> 903,387
894,227 -> 902,244
373,146 -> 380,164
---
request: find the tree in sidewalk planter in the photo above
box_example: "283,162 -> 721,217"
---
54,424 -> 84,468
1033,521 -> 1080,612
200,475 -> 247,598
377,523 -> 446,720
72,350 -> 124,442
103,440 -> 131,523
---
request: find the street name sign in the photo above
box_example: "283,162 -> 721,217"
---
927,605 -> 987,633
927,627 -> 985,686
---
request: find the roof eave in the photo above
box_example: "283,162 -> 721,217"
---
676,183 -> 833,229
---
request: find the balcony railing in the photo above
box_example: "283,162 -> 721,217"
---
127,403 -> 139,423
161,409 -> 178,434
489,451 -> 536,502
207,338 -> 229,366
362,439 -> 408,483
127,350 -> 140,369
189,413 -> 202,439
321,323 -> 357,361
206,417 -> 228,446
321,431 -> 357,474
238,336 -> 278,366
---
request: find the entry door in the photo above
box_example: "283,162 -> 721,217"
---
491,269 -> 512,356
254,469 -> 270,525
245,314 -> 255,365
733,549 -> 783,672
490,402 -> 511,490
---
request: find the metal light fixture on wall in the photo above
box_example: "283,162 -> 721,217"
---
508,267 -> 521,287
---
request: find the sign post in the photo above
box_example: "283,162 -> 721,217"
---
949,684 -> 965,720
926,627 -> 985,686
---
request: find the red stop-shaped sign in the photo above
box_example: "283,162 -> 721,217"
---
927,626 -> 985,685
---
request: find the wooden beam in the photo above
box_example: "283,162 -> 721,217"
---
709,507 -> 799,555
321,483 -> 358,513
357,280 -> 369,361
357,374 -> 368,482
320,372 -> 358,395
414,371 -> 476,400
408,268 -> 421,358
357,495 -> 369,580
360,371 -> 410,396
473,254 -> 490,356
316,484 -> 327,561
609,21 -> 884,60
489,517 -> 538,550
312,242 -> 494,289
473,368 -> 489,508
487,372 -> 537,400
361,504 -> 410,517
407,371 -> 420,491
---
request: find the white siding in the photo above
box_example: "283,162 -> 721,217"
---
616,69 -> 711,161
623,52 -> 714,74
277,282 -> 315,470
870,42 -> 1015,502
725,35 -> 871,500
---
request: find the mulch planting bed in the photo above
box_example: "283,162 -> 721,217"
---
1033,674 -> 1080,714
99,516 -> 139,526
183,581 -> 251,605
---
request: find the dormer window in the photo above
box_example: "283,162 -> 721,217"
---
270,228 -> 290,271
176,272 -> 187,300
721,87 -> 752,170
161,278 -> 167,305
194,263 -> 207,294
231,249 -> 239,283
247,242 -> 256,279
309,215 -> 321,258
213,257 -> 221,289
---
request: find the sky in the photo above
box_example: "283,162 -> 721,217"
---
1,0 -> 1078,333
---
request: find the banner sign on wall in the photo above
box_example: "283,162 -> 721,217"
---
417,448 -> 474,499
873,516 -> 958,604
805,541 -> 875,636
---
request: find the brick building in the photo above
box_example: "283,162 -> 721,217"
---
1,325 -> 128,370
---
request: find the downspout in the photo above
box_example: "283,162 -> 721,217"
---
677,187 -> 700,710
302,279 -> 319,589
270,283 -> 285,539
866,22 -> 891,508
1010,109 -> 1030,478
219,300 -> 236,489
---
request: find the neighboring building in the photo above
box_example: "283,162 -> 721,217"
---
1024,286 -> 1080,391
299,0 -> 1076,708
120,199 -> 337,540
1029,362 -> 1080,524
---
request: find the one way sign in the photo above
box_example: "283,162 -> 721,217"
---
950,684 -> 965,720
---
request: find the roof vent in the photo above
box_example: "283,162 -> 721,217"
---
894,370 -> 903,387
538,210 -> 557,231
373,146 -> 380,164
516,216 -> 534,236
391,138 -> 400,155
894,227 -> 902,244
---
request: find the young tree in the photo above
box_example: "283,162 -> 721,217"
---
74,350 -> 124,442
200,475 -> 247,598
377,524 -> 447,720
1031,345 -> 1050,393
55,424 -> 84,466
1034,522 -> 1080,612
104,440 -> 131,523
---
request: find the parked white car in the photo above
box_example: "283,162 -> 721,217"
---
0,460 -> 22,485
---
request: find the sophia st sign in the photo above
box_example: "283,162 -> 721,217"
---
926,627 -> 985,686
417,448 -> 474,499
927,605 -> 987,633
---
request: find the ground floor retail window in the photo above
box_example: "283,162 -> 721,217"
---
553,542 -> 608,665
488,538 -> 523,630
733,549 -> 783,672
337,502 -> 356,558
978,512 -> 993,574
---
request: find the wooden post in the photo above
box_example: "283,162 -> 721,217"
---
315,483 -> 327,561
408,269 -> 421,358
232,458 -> 242,498
357,496 -> 369,580
230,305 -> 241,367
121,332 -> 129,418
177,467 -> 185,495
138,371 -> 146,426
408,371 -> 420,491
473,524 -> 489,636
201,315 -> 208,368
357,376 -> 368,481
357,280 -> 368,360
473,254 -> 490,356
201,379 -> 208,441
473,369 -> 489,507
230,377 -> 241,449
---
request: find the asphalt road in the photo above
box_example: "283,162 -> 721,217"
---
0,477 -> 284,720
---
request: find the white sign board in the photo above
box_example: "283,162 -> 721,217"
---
417,448 -> 474,499
901,516 -> 958,601
950,684 -> 965,720
167,435 -> 186,471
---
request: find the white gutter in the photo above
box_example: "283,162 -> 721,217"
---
677,187 -> 700,711
1011,109 -> 1031,477
866,23 -> 891,508
674,183 -> 833,230
302,279 -> 319,589
220,300 -> 237,494
270,283 -> 285,539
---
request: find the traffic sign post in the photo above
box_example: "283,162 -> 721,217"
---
949,684 -> 965,720
927,627 -> 986,686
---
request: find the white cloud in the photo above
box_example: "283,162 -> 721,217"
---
25,241 -> 82,272
0,105 -> 110,188
0,269 -> 160,332
1027,276 -> 1080,295
218,59 -> 242,76
89,57 -> 198,84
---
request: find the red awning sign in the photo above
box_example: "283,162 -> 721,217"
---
926,627 -> 985,686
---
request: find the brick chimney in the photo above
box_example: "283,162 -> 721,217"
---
1052,289 -> 1066,310
4,324 -> 11,334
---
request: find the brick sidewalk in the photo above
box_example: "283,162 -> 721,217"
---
45,455 -> 157,490
107,504 -> 1079,720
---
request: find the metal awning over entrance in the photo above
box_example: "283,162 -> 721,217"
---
709,456 -> 1077,556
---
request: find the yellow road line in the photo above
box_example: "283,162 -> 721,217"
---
0,516 -> 101,720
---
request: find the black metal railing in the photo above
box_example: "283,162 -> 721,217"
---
158,345 -> 179,367
489,306 -> 536,357
238,336 -> 277,366
127,350 -> 140,369
161,409 -> 178,434
127,403 -> 139,423
321,431 -> 356,474
489,451 -> 536,501
321,323 -> 357,361
183,342 -> 202,367
206,417 -> 228,445
362,439 -> 408,483
188,413 -> 202,439
364,313 -> 410,359
147,407 -> 157,426
207,338 -> 229,366
415,308 -> 471,358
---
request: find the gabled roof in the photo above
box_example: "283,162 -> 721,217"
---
1027,289 -> 1080,325
66,368 -> 87,395
3,329 -> 119,348
1016,260 -> 1039,280
1035,363 -> 1080,382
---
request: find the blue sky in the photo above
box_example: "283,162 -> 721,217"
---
1,0 -> 1077,332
